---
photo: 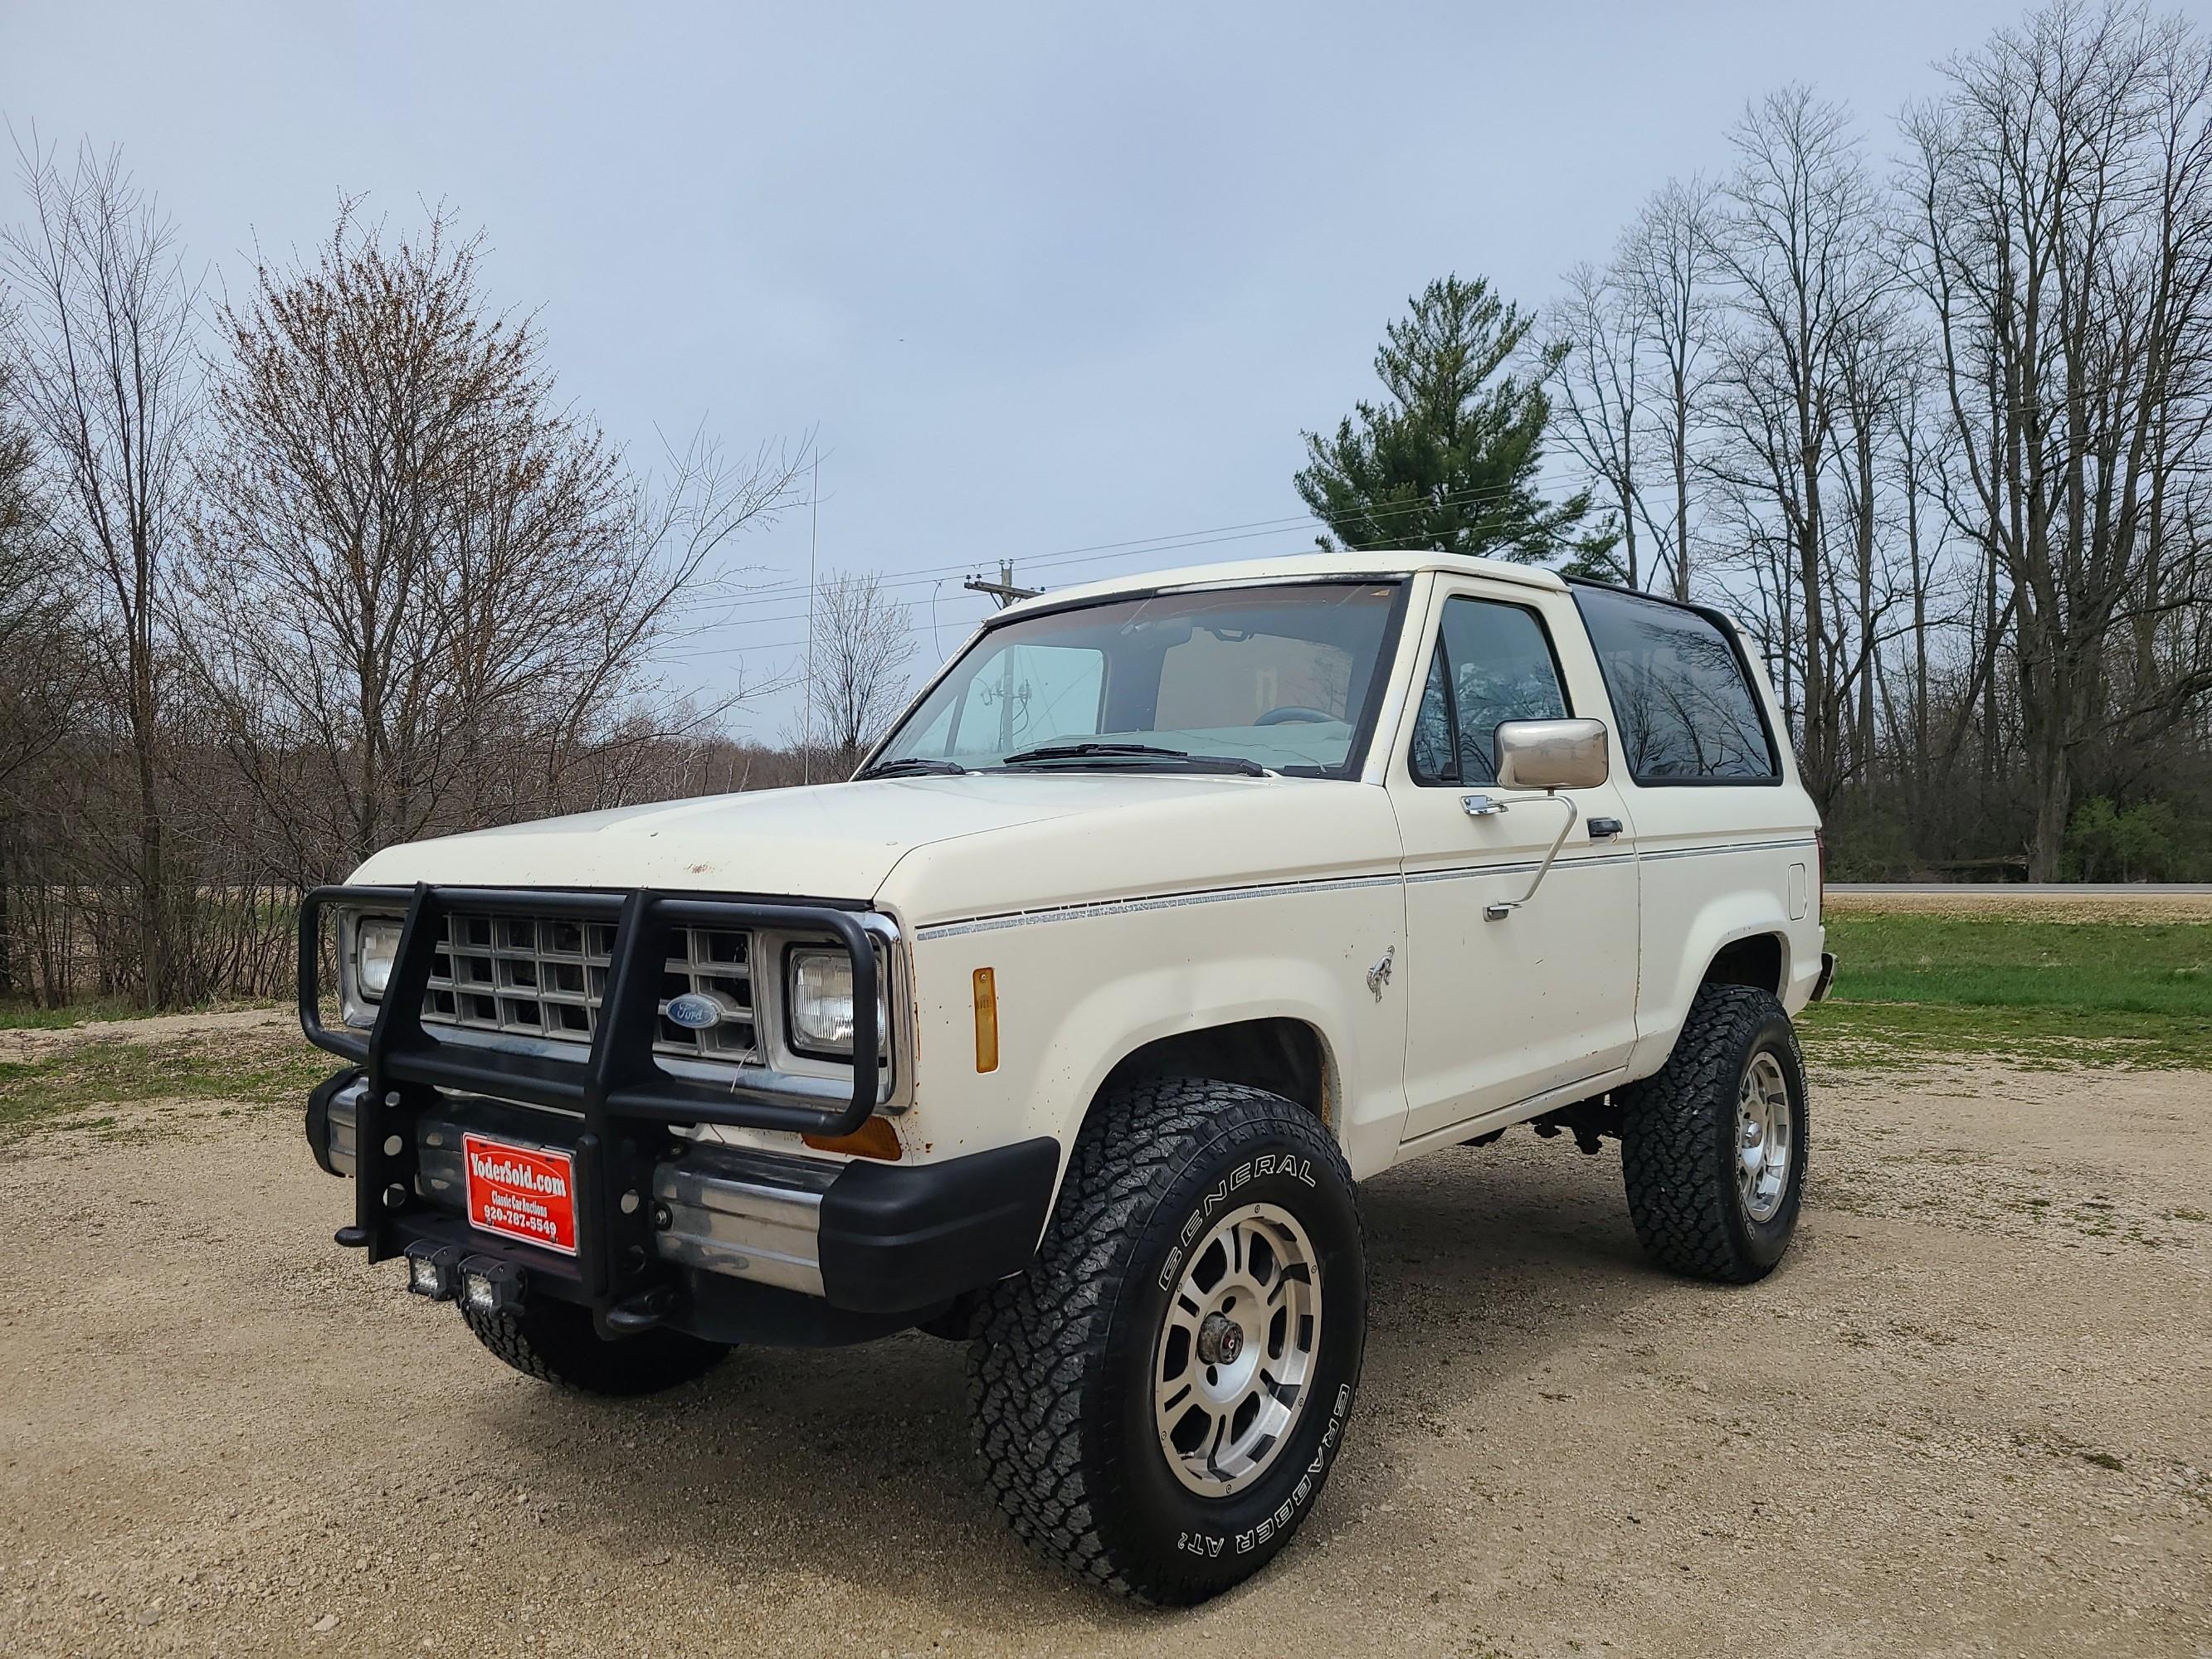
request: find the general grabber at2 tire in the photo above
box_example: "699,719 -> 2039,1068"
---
967,1079 -> 1367,1605
1620,982 -> 1809,1284
461,1296 -> 728,1397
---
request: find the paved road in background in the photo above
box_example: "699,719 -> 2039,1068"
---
1830,883 -> 2212,895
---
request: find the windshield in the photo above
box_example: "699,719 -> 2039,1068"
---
866,580 -> 1406,778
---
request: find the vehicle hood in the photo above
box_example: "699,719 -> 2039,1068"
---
348,772 -> 1395,927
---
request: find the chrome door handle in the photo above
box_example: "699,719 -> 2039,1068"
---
1461,792 -> 1508,818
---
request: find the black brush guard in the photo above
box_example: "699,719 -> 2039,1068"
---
299,882 -> 884,1331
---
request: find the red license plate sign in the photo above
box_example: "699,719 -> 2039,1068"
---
461,1134 -> 577,1256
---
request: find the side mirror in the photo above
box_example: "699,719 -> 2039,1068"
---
1493,718 -> 1610,791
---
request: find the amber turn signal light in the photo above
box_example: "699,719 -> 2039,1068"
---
973,966 -> 999,1073
802,1115 -> 904,1161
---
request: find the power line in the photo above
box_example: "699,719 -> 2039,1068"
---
662,471 -> 1585,623
673,471 -> 1580,611
657,524 -> 1338,660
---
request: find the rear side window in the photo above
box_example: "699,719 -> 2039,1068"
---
1571,586 -> 1778,784
1409,596 -> 1570,785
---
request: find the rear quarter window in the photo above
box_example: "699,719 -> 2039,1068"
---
1571,586 -> 1780,785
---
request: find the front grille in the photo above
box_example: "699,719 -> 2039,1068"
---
421,912 -> 758,1066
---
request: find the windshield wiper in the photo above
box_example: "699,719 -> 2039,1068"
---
996,742 -> 1270,777
858,756 -> 969,779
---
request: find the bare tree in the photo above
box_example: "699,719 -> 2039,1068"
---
1,138 -> 201,1006
1707,87 -> 1894,807
1619,176 -> 1725,599
185,204 -> 804,884
1547,261 -> 1645,585
0,350 -> 73,789
1903,0 -> 2212,875
804,570 -> 918,776
0,348 -> 84,998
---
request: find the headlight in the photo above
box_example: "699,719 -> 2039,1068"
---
353,916 -> 402,1000
787,946 -> 887,1058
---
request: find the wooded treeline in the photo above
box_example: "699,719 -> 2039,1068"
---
1544,0 -> 2212,880
0,154 -> 811,1009
5,0 -> 2209,1014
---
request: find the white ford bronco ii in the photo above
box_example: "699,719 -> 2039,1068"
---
301,551 -> 1832,1603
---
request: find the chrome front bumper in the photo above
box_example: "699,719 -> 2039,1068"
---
314,1079 -> 1061,1327
323,1079 -> 836,1297
651,1143 -> 839,1297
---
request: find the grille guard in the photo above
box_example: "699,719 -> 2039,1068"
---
300,883 -> 889,1312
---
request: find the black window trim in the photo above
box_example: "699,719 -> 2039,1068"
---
1406,589 -> 1576,788
861,575 -> 1415,784
1564,578 -> 1784,790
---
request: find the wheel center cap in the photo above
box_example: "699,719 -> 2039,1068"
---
1197,1311 -> 1245,1366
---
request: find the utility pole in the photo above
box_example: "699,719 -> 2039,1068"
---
960,561 -> 1036,748
964,559 -> 1040,608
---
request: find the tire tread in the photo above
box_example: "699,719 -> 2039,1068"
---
966,1078 -> 1355,1603
1619,983 -> 1804,1284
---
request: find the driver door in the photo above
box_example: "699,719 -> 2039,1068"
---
1387,579 -> 1641,1142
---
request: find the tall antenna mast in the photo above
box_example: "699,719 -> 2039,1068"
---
803,455 -> 819,786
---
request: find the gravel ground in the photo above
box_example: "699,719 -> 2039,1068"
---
1824,888 -> 2212,921
0,1006 -> 293,1063
2,1056 -> 2207,1657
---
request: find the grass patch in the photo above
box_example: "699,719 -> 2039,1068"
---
1824,914 -> 2211,1016
0,1034 -> 329,1145
0,995 -> 285,1031
1809,911 -> 2212,1070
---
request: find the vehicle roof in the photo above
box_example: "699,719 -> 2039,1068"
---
994,549 -> 1566,618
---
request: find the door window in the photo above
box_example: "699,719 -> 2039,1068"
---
1571,586 -> 1778,783
1408,597 -> 1571,786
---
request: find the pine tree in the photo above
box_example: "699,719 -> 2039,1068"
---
1297,275 -> 1605,563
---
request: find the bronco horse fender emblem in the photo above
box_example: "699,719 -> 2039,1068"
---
1366,946 -> 1395,1000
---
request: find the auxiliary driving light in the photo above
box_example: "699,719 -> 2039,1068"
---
457,1255 -> 525,1316
403,1241 -> 465,1301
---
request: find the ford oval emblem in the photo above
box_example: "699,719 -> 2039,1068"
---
665,993 -> 723,1030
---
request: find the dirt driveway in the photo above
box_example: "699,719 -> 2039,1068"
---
2,1052 -> 2207,1657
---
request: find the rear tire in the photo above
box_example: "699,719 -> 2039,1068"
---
461,1297 -> 727,1396
968,1079 -> 1366,1605
1620,983 -> 1807,1283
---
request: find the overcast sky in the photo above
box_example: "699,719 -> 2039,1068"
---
3,0 -> 2033,738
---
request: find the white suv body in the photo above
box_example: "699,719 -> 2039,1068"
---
305,550 -> 1829,1603
344,552 -> 1822,1180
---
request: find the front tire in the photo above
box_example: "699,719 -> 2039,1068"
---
968,1079 -> 1367,1604
1620,983 -> 1808,1283
461,1297 -> 728,1396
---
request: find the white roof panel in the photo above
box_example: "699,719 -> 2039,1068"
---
999,549 -> 1567,615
